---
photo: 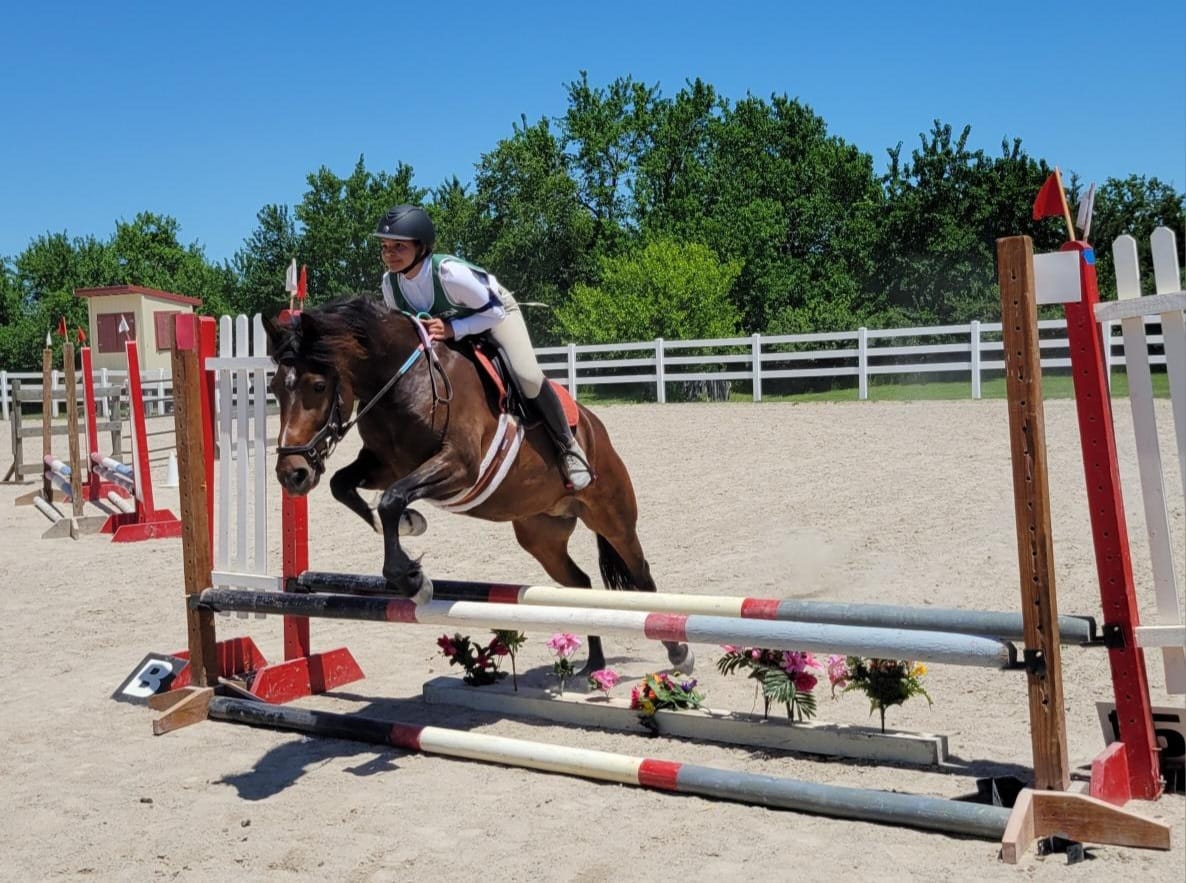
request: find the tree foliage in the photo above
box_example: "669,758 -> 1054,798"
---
2,74 -> 1182,371
557,238 -> 742,343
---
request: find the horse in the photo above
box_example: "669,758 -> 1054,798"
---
263,297 -> 692,674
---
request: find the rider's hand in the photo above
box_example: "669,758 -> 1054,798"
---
421,317 -> 454,341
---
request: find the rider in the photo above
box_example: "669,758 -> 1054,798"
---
374,204 -> 593,491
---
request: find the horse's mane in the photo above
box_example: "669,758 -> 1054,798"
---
274,297 -> 401,378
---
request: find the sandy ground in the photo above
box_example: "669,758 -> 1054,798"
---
0,399 -> 1183,882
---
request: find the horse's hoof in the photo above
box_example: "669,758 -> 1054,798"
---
400,508 -> 428,537
667,644 -> 694,674
384,570 -> 433,606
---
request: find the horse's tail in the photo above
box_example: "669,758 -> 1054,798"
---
596,534 -> 654,592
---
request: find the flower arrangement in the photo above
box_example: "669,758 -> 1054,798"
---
832,656 -> 932,733
437,631 -> 525,687
587,668 -> 621,699
546,633 -> 582,694
629,671 -> 705,734
715,646 -> 821,722
493,629 -> 527,690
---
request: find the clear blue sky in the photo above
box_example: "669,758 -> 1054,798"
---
3,0 -> 1183,266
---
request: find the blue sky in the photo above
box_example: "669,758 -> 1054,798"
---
3,1 -> 1183,266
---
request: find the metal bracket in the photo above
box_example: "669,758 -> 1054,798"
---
1023,648 -> 1047,676
1101,623 -> 1127,650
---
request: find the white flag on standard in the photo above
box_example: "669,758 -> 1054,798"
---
117,315 -> 129,334
1076,183 -> 1096,239
285,258 -> 298,292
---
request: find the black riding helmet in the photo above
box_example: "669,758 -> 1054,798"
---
374,205 -> 436,270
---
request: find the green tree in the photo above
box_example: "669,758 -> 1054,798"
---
1084,175 -> 1185,299
870,123 -> 1059,325
295,157 -> 425,301
469,116 -> 595,343
230,204 -> 301,317
556,237 -> 741,343
691,94 -> 881,333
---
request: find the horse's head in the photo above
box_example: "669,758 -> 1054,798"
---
263,306 -> 363,495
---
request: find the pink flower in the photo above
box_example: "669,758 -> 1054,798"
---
826,655 -> 850,689
749,648 -> 762,660
721,644 -> 740,654
546,632 -> 582,659
588,668 -> 621,694
782,651 -> 820,674
793,671 -> 818,693
436,635 -> 456,656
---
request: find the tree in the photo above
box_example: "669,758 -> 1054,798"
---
230,204 -> 301,317
1083,175 -> 1185,299
689,94 -> 882,333
556,237 -> 741,343
870,123 -> 1060,325
469,116 -> 596,343
295,157 -> 425,301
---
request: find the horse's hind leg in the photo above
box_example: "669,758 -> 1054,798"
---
511,515 -> 607,674
579,509 -> 694,674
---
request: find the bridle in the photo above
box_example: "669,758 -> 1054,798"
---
275,311 -> 452,474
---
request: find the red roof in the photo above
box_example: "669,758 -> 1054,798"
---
74,285 -> 202,306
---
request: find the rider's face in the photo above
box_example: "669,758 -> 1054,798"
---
380,238 -> 419,273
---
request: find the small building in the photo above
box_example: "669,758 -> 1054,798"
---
74,285 -> 202,373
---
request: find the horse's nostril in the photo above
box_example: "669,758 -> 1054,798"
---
291,467 -> 309,487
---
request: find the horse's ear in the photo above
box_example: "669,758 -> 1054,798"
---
262,313 -> 295,356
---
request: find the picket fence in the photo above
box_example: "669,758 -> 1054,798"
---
1,316 -> 1173,421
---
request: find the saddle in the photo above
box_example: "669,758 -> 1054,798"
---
465,337 -> 579,430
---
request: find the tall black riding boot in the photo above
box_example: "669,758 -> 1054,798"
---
531,383 -> 593,490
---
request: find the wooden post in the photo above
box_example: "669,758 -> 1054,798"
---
63,343 -> 83,518
172,314 -> 218,687
996,235 -> 1071,791
41,347 -> 52,501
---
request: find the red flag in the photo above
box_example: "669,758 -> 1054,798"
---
57,315 -> 68,338
1032,172 -> 1065,220
76,326 -> 87,344
297,265 -> 308,301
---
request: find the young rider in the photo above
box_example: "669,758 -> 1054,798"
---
374,204 -> 592,491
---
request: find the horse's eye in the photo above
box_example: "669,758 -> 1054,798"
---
313,381 -> 327,393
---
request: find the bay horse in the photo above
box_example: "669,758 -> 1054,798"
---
263,298 -> 692,674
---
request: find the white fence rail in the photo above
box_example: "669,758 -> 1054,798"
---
1,317 -> 1177,419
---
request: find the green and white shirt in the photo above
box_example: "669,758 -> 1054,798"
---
381,254 -> 507,339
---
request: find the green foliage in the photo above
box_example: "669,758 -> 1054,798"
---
842,657 -> 932,733
295,157 -> 426,302
0,214 -> 233,369
556,238 -> 741,343
1083,175 -> 1185,299
3,73 -> 1183,373
230,204 -> 300,318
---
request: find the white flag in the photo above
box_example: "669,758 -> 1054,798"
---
285,258 -> 298,293
1076,183 -> 1096,238
117,315 -> 129,334
45,330 -> 51,346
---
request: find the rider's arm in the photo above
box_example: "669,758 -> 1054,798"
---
438,262 -> 508,339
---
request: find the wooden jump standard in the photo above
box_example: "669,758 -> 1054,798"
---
198,586 -> 1020,669
294,572 -> 1099,645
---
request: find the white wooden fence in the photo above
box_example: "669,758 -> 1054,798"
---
2,316 -> 1175,420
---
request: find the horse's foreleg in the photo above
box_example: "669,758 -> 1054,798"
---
330,449 -> 386,531
331,450 -> 428,537
511,516 -> 606,674
376,453 -> 463,602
